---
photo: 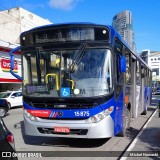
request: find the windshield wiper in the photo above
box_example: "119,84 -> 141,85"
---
69,43 -> 87,72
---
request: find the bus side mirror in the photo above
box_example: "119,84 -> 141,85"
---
119,56 -> 126,73
10,46 -> 23,81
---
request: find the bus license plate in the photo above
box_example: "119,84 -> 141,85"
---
54,127 -> 70,133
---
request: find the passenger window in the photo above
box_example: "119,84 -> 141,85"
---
144,68 -> 147,86
114,40 -> 123,98
114,40 -> 123,85
149,70 -> 152,87
147,69 -> 149,86
124,49 -> 132,84
114,40 -> 123,55
136,61 -> 141,85
116,55 -> 123,85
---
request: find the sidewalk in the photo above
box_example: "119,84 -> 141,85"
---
122,108 -> 160,160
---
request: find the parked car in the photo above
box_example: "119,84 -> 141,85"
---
0,91 -> 22,109
0,118 -> 18,159
0,99 -> 9,117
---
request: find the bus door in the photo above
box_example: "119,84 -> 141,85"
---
113,40 -> 124,135
124,49 -> 132,119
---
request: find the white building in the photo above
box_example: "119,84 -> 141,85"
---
141,49 -> 160,82
0,7 -> 52,91
0,7 -> 52,45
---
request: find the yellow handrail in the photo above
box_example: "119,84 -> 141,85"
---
66,79 -> 74,89
46,73 -> 59,90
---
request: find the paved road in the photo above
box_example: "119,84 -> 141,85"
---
3,96 -> 158,160
126,109 -> 160,160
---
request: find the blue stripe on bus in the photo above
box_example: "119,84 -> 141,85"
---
23,96 -> 116,119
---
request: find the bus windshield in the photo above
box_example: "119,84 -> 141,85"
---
22,48 -> 112,98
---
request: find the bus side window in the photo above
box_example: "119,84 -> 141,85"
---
114,40 -> 123,84
147,69 -> 149,86
149,70 -> 152,87
136,61 -> 141,85
144,68 -> 147,86
124,48 -> 132,84
116,55 -> 122,84
114,40 -> 123,98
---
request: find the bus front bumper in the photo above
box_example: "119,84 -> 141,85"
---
24,114 -> 114,139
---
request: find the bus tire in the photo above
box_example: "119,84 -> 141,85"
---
118,108 -> 131,137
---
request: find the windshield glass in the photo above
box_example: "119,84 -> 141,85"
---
22,48 -> 112,98
0,92 -> 10,98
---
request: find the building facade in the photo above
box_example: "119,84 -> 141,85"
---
0,7 -> 52,45
112,10 -> 135,51
0,7 -> 52,91
141,49 -> 160,83
0,45 -> 22,91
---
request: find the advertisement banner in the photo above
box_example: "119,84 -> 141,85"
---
1,59 -> 18,73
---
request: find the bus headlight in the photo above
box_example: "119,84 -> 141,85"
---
89,106 -> 114,123
97,113 -> 105,120
104,106 -> 114,116
24,110 -> 37,122
90,116 -> 99,123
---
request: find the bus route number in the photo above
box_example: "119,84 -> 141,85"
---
74,111 -> 90,117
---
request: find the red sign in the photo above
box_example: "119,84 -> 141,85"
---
1,59 -> 18,72
27,110 -> 51,117
54,127 -> 70,133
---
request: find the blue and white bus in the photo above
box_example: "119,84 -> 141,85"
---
10,23 -> 152,138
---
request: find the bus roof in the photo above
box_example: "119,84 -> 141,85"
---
22,22 -> 108,33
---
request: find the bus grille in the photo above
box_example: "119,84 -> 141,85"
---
27,102 -> 95,109
37,127 -> 88,135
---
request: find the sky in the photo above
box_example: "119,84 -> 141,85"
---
1,0 -> 160,53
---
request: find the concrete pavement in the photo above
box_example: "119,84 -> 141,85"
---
121,108 -> 160,160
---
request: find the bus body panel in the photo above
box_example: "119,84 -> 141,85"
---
144,86 -> 149,111
24,114 -> 114,139
114,92 -> 123,135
